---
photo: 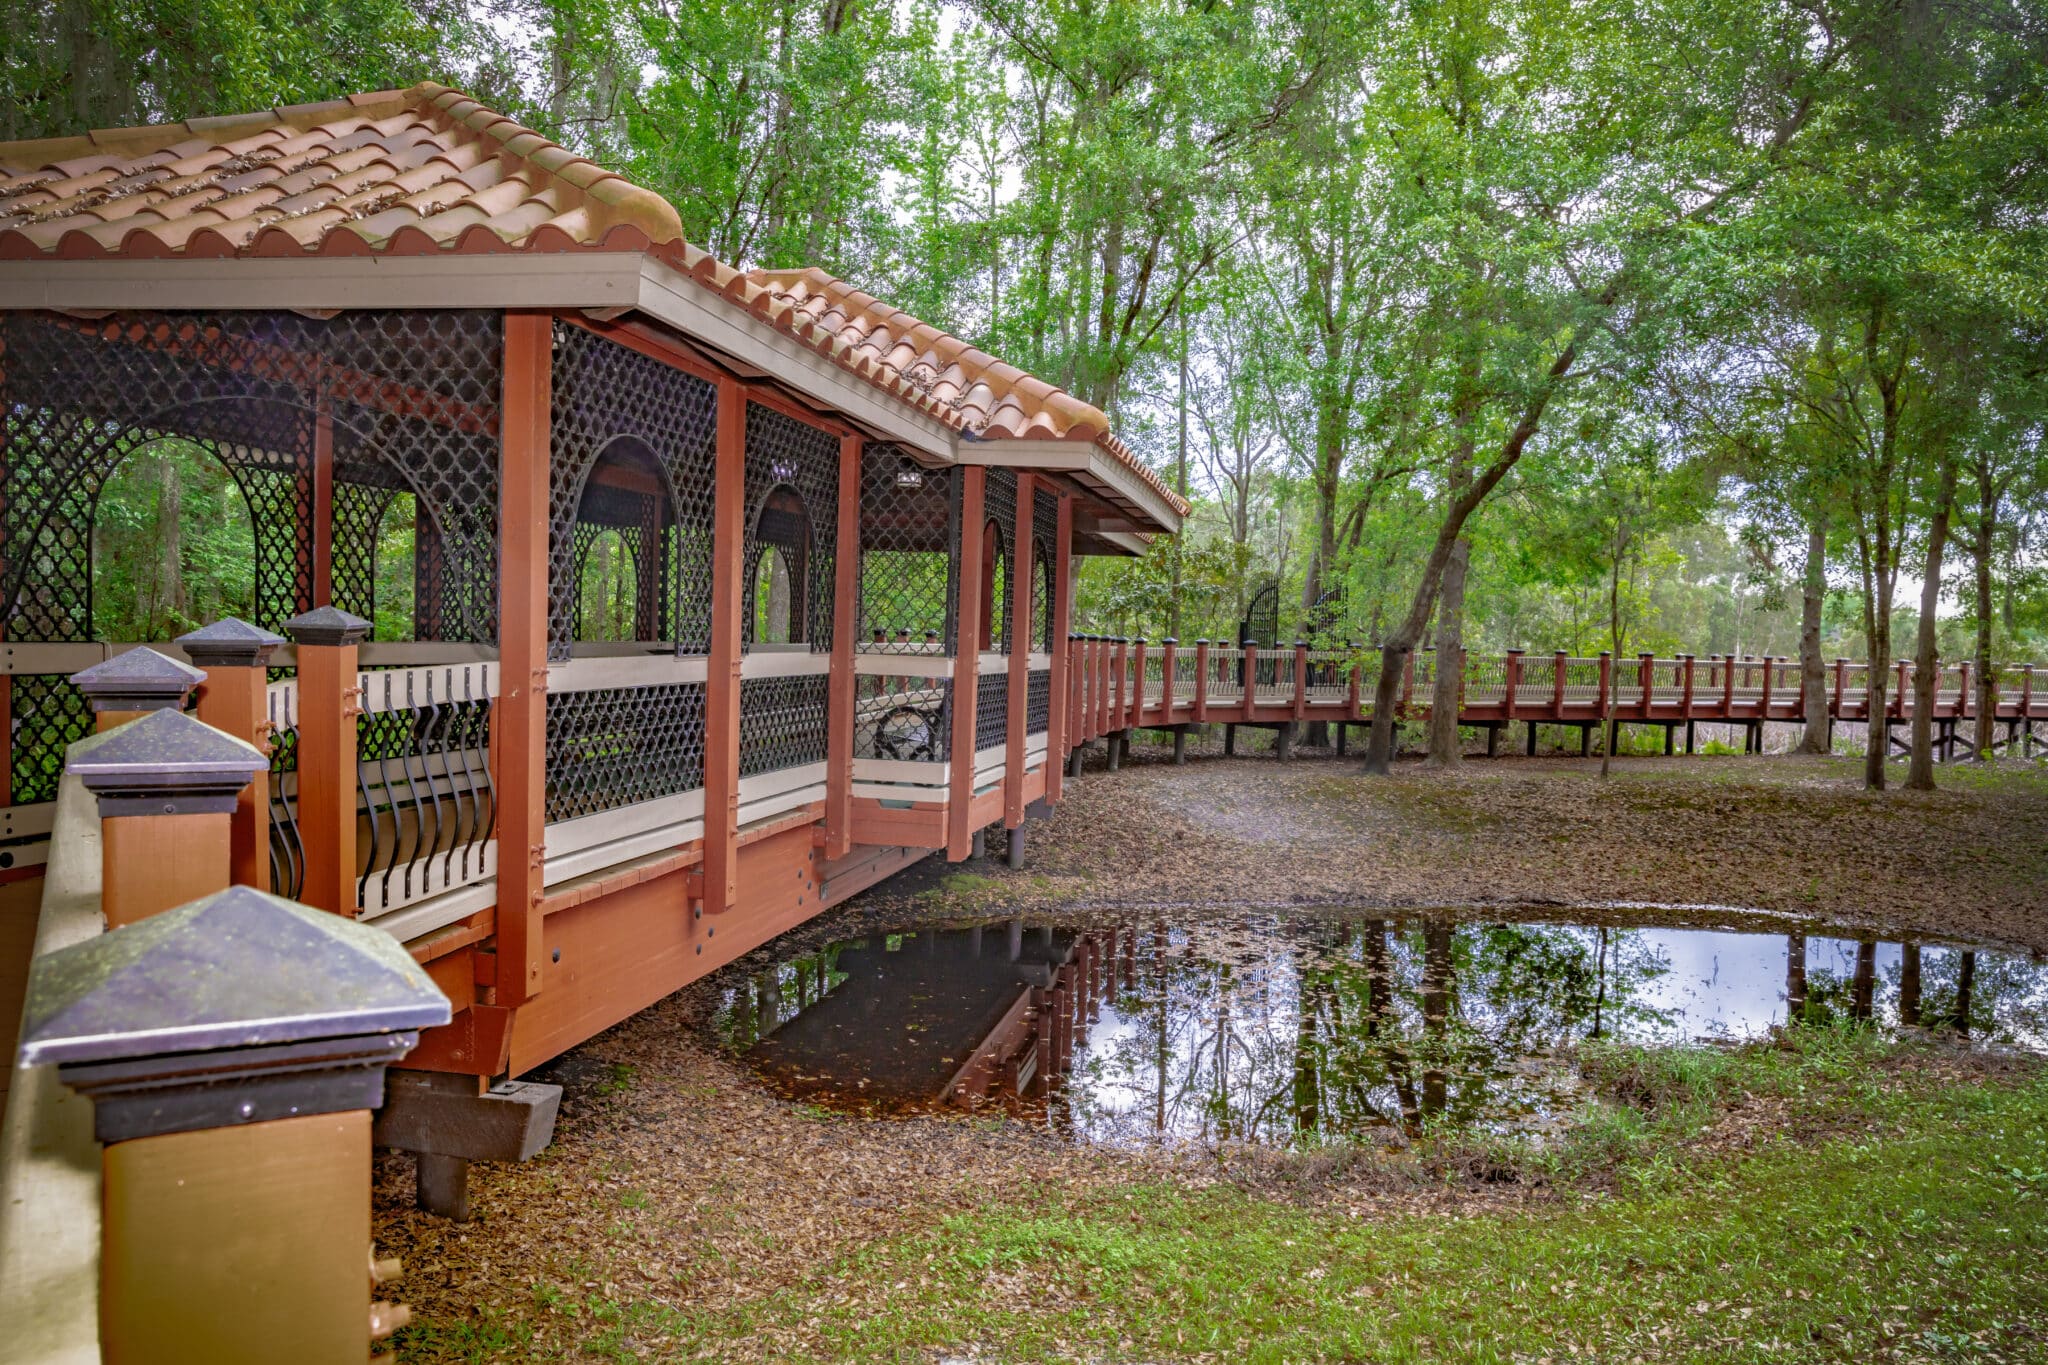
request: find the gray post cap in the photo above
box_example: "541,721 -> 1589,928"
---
177,616 -> 285,668
19,886 -> 452,1141
283,604 -> 370,647
68,646 -> 204,713
66,707 -> 266,817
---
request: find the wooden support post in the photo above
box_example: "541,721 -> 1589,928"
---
1832,657 -> 1847,718
1596,652 -> 1612,726
1720,654 -> 1735,716
1957,660 -> 1972,724
1759,654 -> 1775,718
1638,652 -> 1655,719
1046,494 -> 1074,804
826,433 -> 861,857
1503,649 -> 1523,727
1680,654 -> 1696,717
1292,641 -> 1309,723
1131,639 -> 1148,727
182,619 -> 285,891
947,468 -> 986,861
1193,640 -> 1212,720
1526,721 -> 1538,756
496,313 -> 552,1000
1160,638 -> 1178,721
704,377 -> 748,907
1004,476 -> 1034,829
1894,658 -> 1909,720
1114,638 -> 1130,731
290,608 -> 367,919
1552,650 -> 1567,717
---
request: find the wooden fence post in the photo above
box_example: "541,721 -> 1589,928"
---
21,885 -> 448,1364
1114,638 -> 1130,731
1637,652 -> 1655,718
826,433 -> 861,858
1193,640 -> 1211,720
69,646 -> 205,735
285,606 -> 368,920
1046,494 -> 1074,804
1004,475 -> 1034,830
181,618 -> 285,892
1160,638 -> 1178,720
497,311 -> 552,996
1131,639 -> 1148,727
1292,641 -> 1309,723
1759,655 -> 1775,718
1551,650 -> 1567,718
1503,649 -> 1522,724
1832,657 -> 1847,717
947,467 -> 986,860
1597,652 -> 1612,720
67,706 -> 266,929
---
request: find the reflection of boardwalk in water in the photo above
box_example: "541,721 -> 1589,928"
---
717,913 -> 2048,1148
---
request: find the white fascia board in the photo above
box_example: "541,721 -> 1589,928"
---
0,251 -> 642,312
634,257 -> 955,458
957,437 -> 1182,534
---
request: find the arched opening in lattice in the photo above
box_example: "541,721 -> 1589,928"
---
570,437 -> 676,646
88,436 -> 256,642
980,520 -> 1009,652
1032,535 -> 1055,651
746,485 -> 812,646
366,491 -> 418,642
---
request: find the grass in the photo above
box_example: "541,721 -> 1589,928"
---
446,1031 -> 2048,1363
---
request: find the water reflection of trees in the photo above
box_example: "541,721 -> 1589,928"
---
1069,918 -> 1673,1146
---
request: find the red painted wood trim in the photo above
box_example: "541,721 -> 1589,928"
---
1046,492 -> 1073,803
704,375 -> 747,910
1292,642 -> 1308,722
495,309 -> 552,1003
948,467 -> 986,860
296,639 -> 358,918
1005,475 -> 1034,827
826,432 -> 861,857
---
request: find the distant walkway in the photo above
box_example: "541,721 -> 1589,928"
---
1064,639 -> 2048,763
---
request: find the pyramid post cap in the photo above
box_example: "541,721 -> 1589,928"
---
66,708 -> 267,815
177,616 -> 286,668
67,647 -> 205,712
283,605 -> 371,646
19,884 -> 450,1068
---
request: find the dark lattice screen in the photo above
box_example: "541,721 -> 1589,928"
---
544,683 -> 707,824
0,308 -> 502,802
739,674 -> 829,777
855,673 -> 950,762
331,479 -> 399,629
983,468 -> 1017,654
1027,669 -> 1052,734
548,322 -> 716,658
975,670 -> 1010,752
742,403 -> 838,653
268,724 -> 303,898
857,445 -> 956,652
1033,484 -> 1059,650
9,674 -> 91,805
570,471 -> 668,641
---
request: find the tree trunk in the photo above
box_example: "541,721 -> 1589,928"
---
1420,920 -> 1452,1121
1798,524 -> 1829,753
1906,455 -> 1958,790
1971,469 -> 1998,758
1954,950 -> 1975,1037
1851,939 -> 1876,1021
1425,540 -> 1469,767
1899,942 -> 1921,1027
1785,931 -> 1807,1026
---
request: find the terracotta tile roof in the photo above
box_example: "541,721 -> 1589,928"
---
0,83 -> 681,259
0,85 -> 1184,521
681,266 -> 1191,517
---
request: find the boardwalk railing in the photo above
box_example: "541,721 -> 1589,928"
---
1063,638 -> 2048,758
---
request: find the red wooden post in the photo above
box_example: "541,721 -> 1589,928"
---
826,432 -> 861,858
1503,649 -> 1522,723
495,312 -> 552,996
704,377 -> 748,911
182,619 -> 284,890
1292,641 -> 1309,722
1957,660 -> 1972,720
1193,640 -> 1211,720
1114,638 -> 1130,730
1720,654 -> 1735,716
1759,654 -> 1775,717
288,607 -> 367,920
1680,654 -> 1696,716
1833,657 -> 1847,717
1552,650 -> 1566,718
1131,638 -> 1148,726
1004,475 -> 1034,830
1046,496 -> 1074,804
1597,651 -> 1612,719
947,468 -> 987,860
1894,658 -> 1908,718
1637,652 -> 1654,718
1160,638 -> 1178,719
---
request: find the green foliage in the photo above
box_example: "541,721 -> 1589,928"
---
90,442 -> 255,642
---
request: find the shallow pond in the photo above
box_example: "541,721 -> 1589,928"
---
712,911 -> 2048,1147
